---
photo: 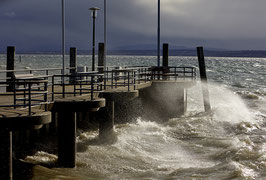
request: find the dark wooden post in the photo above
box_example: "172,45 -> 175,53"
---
163,43 -> 169,67
197,47 -> 211,112
163,43 -> 169,80
58,111 -> 76,168
98,43 -> 105,74
69,48 -> 77,84
6,46 -> 15,92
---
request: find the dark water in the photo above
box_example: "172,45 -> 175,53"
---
1,55 -> 266,179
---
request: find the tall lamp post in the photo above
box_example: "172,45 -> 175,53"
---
62,0 -> 65,83
104,0 -> 107,71
89,7 -> 100,71
157,0 -> 160,67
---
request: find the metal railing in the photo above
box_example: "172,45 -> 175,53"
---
148,66 -> 196,80
0,68 -> 63,91
0,77 -> 49,116
0,65 -> 196,116
52,72 -> 103,101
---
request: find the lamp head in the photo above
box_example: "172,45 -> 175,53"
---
89,7 -> 100,18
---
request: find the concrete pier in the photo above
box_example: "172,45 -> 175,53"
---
57,111 -> 76,168
139,81 -> 193,121
51,97 -> 105,167
0,130 -> 12,180
0,45 -> 198,176
98,90 -> 138,142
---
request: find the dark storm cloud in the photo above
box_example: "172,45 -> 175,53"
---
1,0 -> 266,52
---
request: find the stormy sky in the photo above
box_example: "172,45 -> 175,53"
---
1,0 -> 266,52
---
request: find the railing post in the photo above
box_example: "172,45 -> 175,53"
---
44,81 -> 48,111
91,76 -> 94,100
197,46 -> 211,112
74,80 -> 76,97
52,76 -> 55,101
6,46 -> 15,92
62,75 -> 65,98
127,71 -> 130,91
23,81 -> 27,107
28,83 -> 32,116
138,69 -> 141,84
111,71 -> 113,89
134,71 -> 136,90
69,47 -> 77,84
145,68 -> 147,82
13,82 -> 16,109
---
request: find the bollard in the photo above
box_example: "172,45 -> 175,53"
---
197,47 -> 211,112
6,46 -> 15,92
58,111 -> 76,168
69,47 -> 77,84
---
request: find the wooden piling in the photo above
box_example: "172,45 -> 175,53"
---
6,46 -> 15,92
69,48 -> 77,84
163,43 -> 169,67
98,43 -> 105,73
197,47 -> 211,112
58,112 -> 76,168
163,43 -> 169,80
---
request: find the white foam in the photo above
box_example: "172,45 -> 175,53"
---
188,81 -> 254,124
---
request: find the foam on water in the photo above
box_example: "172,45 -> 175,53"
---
188,81 -> 254,124
14,55 -> 266,179
23,80 -> 266,179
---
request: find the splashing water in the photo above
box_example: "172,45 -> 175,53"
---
18,55 -> 266,179
188,81 -> 254,124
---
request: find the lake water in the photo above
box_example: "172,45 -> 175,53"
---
1,55 -> 266,179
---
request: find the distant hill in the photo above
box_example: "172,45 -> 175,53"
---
2,48 -> 266,58
106,49 -> 266,58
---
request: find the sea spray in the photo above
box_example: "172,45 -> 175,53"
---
188,81 -> 254,124
13,55 -> 266,179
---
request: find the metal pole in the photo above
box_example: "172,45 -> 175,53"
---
157,0 -> 160,67
92,13 -> 96,71
104,0 -> 107,71
62,0 -> 65,84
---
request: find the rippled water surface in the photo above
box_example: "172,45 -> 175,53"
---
1,55 -> 266,179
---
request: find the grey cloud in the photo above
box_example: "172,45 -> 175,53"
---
1,0 -> 266,52
3,11 -> 16,17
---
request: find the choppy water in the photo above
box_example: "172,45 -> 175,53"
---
1,55 -> 266,179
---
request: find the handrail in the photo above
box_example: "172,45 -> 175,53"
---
0,77 -> 49,116
0,65 -> 196,116
52,73 -> 103,100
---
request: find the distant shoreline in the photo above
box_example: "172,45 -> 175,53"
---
1,49 -> 266,58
